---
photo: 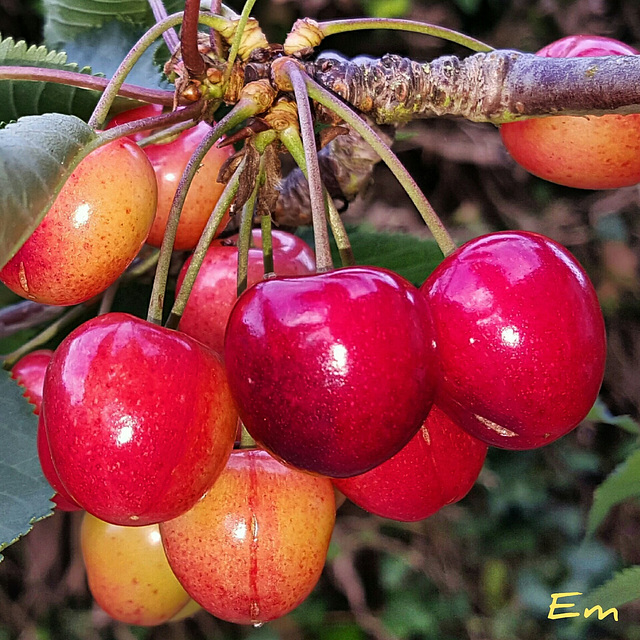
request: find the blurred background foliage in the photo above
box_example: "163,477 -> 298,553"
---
2,0 -> 640,639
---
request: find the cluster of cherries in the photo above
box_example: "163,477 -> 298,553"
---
3,33 -> 629,628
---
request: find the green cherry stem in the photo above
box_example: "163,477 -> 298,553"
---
88,11 -> 229,130
318,18 -> 494,52
278,126 -> 353,266
304,74 -> 457,257
236,158 -> 263,296
260,212 -> 274,275
222,0 -> 259,88
147,99 -> 257,326
284,62 -> 333,272
164,156 -> 246,330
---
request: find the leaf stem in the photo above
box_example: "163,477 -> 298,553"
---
304,75 -> 456,257
1,304 -> 92,370
165,156 -> 245,329
147,0 -> 180,52
318,18 -> 493,52
283,62 -> 333,272
182,0 -> 206,76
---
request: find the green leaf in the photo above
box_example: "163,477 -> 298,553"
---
0,368 -> 54,562
586,447 -> 640,537
298,224 -> 443,286
44,0 -> 186,46
582,565 -> 640,612
0,113 -> 96,269
587,397 -> 640,435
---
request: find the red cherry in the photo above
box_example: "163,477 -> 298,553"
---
422,231 -> 606,449
43,312 -> 237,525
37,414 -> 81,511
333,404 -> 487,521
160,449 -> 335,625
177,229 -> 316,354
224,267 -> 439,477
10,349 -> 53,415
500,35 -> 640,189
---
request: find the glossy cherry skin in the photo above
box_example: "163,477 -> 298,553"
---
81,513 -> 191,626
10,349 -> 53,414
500,36 -> 640,189
108,105 -> 234,249
334,404 -> 487,521
177,229 -> 316,354
10,350 -> 80,511
224,267 -> 439,477
0,138 -> 157,305
43,312 -> 237,525
160,449 -> 336,625
422,231 -> 606,449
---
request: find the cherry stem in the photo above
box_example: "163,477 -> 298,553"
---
137,119 -> 198,147
304,75 -> 457,257
147,0 -> 180,52
98,101 -> 202,145
147,99 -> 258,326
222,0 -> 259,89
88,11 -> 229,130
284,63 -> 333,272
237,157 -> 264,296
209,0 -> 224,57
1,303 -> 92,370
260,213 -> 274,275
279,126 -> 354,267
182,0 -> 206,76
0,67 -> 175,105
165,156 -> 245,329
318,18 -> 494,52
0,302 -> 66,340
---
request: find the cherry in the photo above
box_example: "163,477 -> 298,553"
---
333,404 -> 487,521
81,513 -> 191,626
160,449 -> 335,625
10,349 -> 53,414
500,35 -> 640,189
108,105 -> 234,249
177,229 -> 316,354
224,266 -> 439,477
43,312 -> 237,525
422,231 -> 606,449
10,350 -> 80,511
0,138 -> 157,305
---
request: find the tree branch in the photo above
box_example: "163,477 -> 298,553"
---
309,51 -> 640,125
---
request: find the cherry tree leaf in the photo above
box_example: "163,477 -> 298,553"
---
0,113 -> 96,269
582,565 -> 640,612
0,368 -> 54,562
586,447 -> 640,537
44,0 -> 186,46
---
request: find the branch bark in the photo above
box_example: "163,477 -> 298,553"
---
309,50 -> 640,124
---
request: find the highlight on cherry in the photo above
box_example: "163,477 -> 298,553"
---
1,0 -> 638,633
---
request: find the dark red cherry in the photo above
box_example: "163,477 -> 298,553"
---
333,404 -> 487,521
422,231 -> 606,449
224,267 -> 439,477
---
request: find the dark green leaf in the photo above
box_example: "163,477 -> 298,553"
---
44,0 -> 186,47
0,113 -> 96,269
582,565 -> 640,612
587,397 -> 640,435
0,368 -> 54,562
0,35 -> 140,122
298,224 -> 443,286
586,447 -> 640,537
